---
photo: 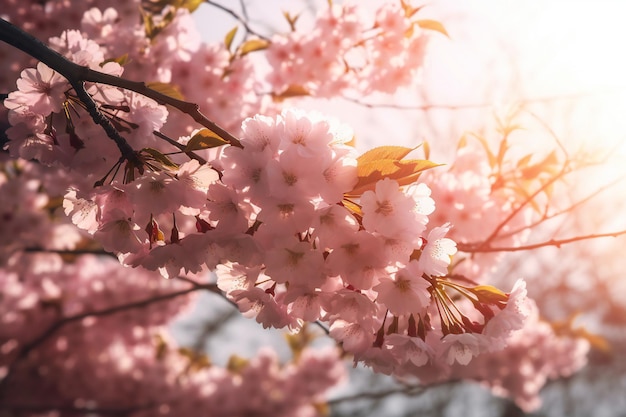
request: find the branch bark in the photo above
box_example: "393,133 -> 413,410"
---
0,17 -> 243,161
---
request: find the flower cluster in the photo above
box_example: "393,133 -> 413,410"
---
0,0 -> 596,414
0,253 -> 345,416
266,1 -> 430,97
210,109 -> 532,377
443,300 -> 590,412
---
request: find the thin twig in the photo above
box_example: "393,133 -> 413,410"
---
0,17 -> 242,151
0,282 -> 217,394
458,229 -> 626,253
342,87 -> 626,111
153,130 -> 208,165
205,0 -> 270,41
0,403 -> 156,415
328,380 -> 454,405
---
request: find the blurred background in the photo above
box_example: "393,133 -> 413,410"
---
176,1 -> 626,416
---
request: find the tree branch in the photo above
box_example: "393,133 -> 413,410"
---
0,281 -> 218,394
0,17 -> 243,154
205,0 -> 270,41
458,229 -> 626,253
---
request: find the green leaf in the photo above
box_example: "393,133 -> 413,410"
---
146,82 -> 185,101
238,39 -> 270,56
185,128 -> 229,151
416,19 -> 449,38
348,159 -> 441,196
224,26 -> 238,52
357,145 -> 419,165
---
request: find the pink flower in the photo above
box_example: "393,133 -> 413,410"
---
264,237 -> 325,287
9,62 -> 68,115
439,333 -> 487,366
277,109 -> 334,158
420,225 -> 457,276
373,260 -> 431,315
93,209 -> 144,254
361,178 -> 425,239
329,319 -> 375,355
384,333 -> 434,367
484,279 -> 532,350
63,189 -> 99,233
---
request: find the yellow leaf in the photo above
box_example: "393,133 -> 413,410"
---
102,53 -> 130,66
146,82 -> 185,101
416,19 -> 450,38
341,198 -> 362,216
356,145 -> 418,165
272,84 -> 309,102
238,38 -> 270,56
348,159 -> 441,196
471,285 -> 508,303
185,128 -> 229,151
141,147 -> 179,169
180,0 -> 203,12
224,26 -> 238,52
227,354 -> 249,373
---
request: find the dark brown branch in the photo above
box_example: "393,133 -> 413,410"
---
0,17 -> 242,151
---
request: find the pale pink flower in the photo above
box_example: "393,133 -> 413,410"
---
484,279 -> 532,350
11,62 -> 68,115
175,160 -> 218,212
311,205 -> 359,249
126,171 -> 181,217
63,189 -> 99,233
140,238 -> 206,279
277,109 -> 334,157
283,286 -> 324,321
439,333 -> 487,366
205,183 -> 251,233
215,263 -> 262,294
231,287 -> 295,329
420,225 -> 457,276
373,261 -> 431,315
325,230 -> 387,289
319,146 -> 358,203
240,114 -> 280,155
255,198 -> 316,238
384,333 -> 434,367
361,178 -> 422,238
123,92 -> 168,141
324,288 -> 380,325
264,238 -> 325,286
93,209 -> 144,254
359,346 -> 399,375
81,7 -> 119,39
265,149 -> 323,200
329,319 -> 375,355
